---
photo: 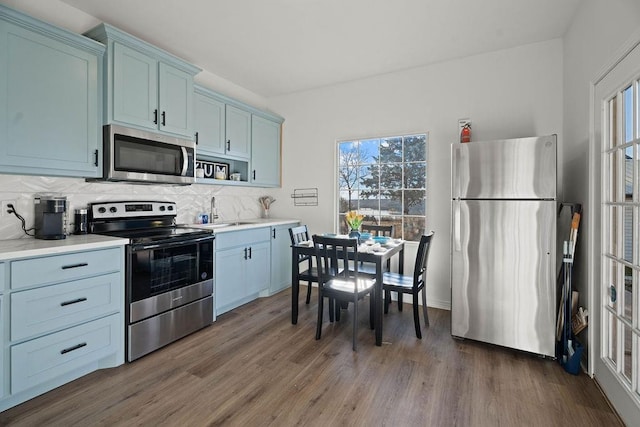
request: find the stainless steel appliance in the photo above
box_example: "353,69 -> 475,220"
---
451,135 -> 557,357
89,201 -> 214,361
97,125 -> 196,185
34,194 -> 67,240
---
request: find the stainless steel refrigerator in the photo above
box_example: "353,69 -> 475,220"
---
451,135 -> 557,357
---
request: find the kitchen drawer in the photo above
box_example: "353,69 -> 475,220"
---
11,247 -> 121,289
215,227 -> 271,250
11,313 -> 120,394
11,272 -> 121,341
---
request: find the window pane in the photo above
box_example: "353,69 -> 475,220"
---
380,137 -> 402,163
382,190 -> 402,216
623,206 -> 633,263
359,165 -> 377,191
404,216 -> 426,241
609,206 -> 618,256
405,162 -> 426,189
607,312 -> 618,365
623,322 -> 632,383
339,189 -> 358,213
339,141 -> 357,166
623,269 -> 633,323
609,260 -> 619,312
625,145 -> 634,201
404,190 -> 426,215
624,85 -> 633,143
380,164 -> 402,189
610,96 -> 618,149
359,139 -> 380,164
611,152 -> 621,202
378,216 -> 401,239
404,134 -> 426,161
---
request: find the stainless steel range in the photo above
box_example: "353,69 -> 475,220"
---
89,201 -> 214,361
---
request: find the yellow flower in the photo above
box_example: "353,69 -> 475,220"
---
345,210 -> 364,230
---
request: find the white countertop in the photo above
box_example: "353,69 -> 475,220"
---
0,234 -> 128,260
185,218 -> 300,233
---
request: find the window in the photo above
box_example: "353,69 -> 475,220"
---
337,133 -> 427,241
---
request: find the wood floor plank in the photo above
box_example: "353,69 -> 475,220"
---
0,285 -> 623,426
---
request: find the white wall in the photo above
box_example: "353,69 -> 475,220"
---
563,0 -> 640,372
268,40 -> 563,309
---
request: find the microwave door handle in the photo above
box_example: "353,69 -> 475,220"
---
181,147 -> 188,176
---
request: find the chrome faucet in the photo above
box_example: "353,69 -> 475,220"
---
210,196 -> 219,223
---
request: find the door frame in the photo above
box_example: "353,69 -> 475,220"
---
589,27 -> 640,425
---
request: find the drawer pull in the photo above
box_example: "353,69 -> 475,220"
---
60,297 -> 88,307
60,342 -> 87,355
61,263 -> 88,270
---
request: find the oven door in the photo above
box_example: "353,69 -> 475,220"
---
127,234 -> 214,323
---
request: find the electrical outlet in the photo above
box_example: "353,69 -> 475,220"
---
2,200 -> 16,217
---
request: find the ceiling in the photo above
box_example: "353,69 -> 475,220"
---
59,0 -> 584,98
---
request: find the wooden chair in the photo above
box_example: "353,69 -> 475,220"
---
361,223 -> 394,238
313,235 -> 376,351
289,225 -> 318,304
358,223 -> 395,277
382,231 -> 434,339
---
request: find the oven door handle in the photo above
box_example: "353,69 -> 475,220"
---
130,234 -> 215,252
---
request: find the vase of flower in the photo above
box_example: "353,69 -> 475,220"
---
345,210 -> 364,241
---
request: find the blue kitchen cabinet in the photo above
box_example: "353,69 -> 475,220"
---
0,244 -> 125,412
0,5 -> 104,178
269,223 -> 298,295
225,104 -> 252,160
85,23 -> 199,139
214,228 -> 271,315
194,86 -> 226,156
251,115 -> 281,187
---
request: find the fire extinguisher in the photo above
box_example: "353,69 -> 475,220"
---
460,123 -> 471,143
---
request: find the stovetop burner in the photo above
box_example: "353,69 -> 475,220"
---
88,201 -> 212,245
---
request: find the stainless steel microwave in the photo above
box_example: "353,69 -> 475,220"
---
100,125 -> 195,185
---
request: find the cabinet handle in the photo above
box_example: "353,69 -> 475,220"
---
195,132 -> 199,144
272,229 -> 276,239
226,140 -> 231,151
94,149 -> 99,167
244,247 -> 248,260
60,297 -> 87,307
248,247 -> 252,259
162,111 -> 166,126
154,109 -> 158,124
60,342 -> 87,355
61,263 -> 88,270
252,170 -> 256,180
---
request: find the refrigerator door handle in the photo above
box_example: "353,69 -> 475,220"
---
454,199 -> 461,251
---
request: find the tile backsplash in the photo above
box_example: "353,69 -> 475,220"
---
0,174 -> 272,240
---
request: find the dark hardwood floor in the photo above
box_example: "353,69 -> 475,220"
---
0,287 -> 622,426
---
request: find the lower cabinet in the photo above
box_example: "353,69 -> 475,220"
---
0,245 -> 124,412
215,228 -> 271,315
269,223 -> 297,295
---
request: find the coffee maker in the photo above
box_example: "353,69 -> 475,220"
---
34,194 -> 67,240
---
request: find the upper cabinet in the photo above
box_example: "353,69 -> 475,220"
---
0,5 -> 104,178
251,115 -> 281,187
85,23 -> 200,139
194,84 -> 283,187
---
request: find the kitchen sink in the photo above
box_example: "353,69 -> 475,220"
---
199,221 -> 256,228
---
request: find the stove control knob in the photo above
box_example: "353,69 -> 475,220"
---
159,206 -> 166,211
167,205 -> 174,211
109,207 -> 117,213
98,207 -> 106,214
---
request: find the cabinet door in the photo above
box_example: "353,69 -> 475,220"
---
225,105 -> 251,159
0,294 -> 3,400
246,241 -> 271,295
158,62 -> 194,138
270,225 -> 293,294
215,247 -> 246,314
113,42 -> 158,131
0,21 -> 100,177
251,116 -> 281,186
194,92 -> 226,156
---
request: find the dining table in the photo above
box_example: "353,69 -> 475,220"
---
291,236 -> 405,346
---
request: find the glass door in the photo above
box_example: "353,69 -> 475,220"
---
595,41 -> 640,424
